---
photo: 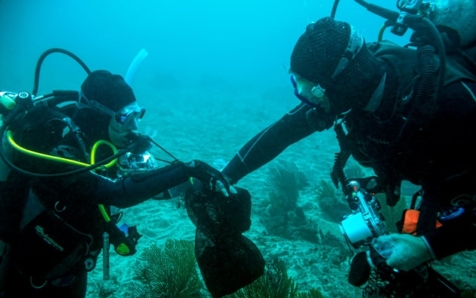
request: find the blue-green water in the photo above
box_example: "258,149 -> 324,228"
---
1,1 -> 473,297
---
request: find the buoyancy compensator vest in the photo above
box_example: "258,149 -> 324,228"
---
330,0 -> 476,198
370,40 -> 476,90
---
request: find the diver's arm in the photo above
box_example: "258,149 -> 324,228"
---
423,221 -> 476,260
416,180 -> 476,261
222,103 -> 331,183
95,160 -> 225,208
420,81 -> 476,260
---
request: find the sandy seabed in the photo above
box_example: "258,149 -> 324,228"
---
85,84 -> 476,297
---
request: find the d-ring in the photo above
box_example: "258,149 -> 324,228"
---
30,276 -> 47,289
54,201 -> 66,212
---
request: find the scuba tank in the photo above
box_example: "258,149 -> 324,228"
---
0,128 -> 12,182
0,91 -> 20,182
429,0 -> 476,49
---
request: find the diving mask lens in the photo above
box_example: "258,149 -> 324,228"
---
290,75 -> 325,108
291,75 -> 314,105
115,103 -> 145,130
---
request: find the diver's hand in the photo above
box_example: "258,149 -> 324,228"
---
185,160 -> 237,197
375,234 -> 433,271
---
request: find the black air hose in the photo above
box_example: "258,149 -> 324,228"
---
330,0 -> 340,19
397,44 -> 438,144
32,48 -> 91,96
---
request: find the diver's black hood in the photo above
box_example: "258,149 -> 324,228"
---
74,70 -> 137,143
290,17 -> 384,115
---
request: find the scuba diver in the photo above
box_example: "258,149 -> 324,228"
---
221,1 -> 476,297
0,59 -> 236,296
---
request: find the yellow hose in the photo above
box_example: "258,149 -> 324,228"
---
7,130 -> 118,222
7,130 -> 90,167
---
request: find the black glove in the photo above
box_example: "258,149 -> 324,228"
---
126,132 -> 152,154
184,160 -> 237,197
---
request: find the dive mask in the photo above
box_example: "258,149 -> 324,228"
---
115,103 -> 145,131
290,75 -> 328,110
78,91 -> 145,130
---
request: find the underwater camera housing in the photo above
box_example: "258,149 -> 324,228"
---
339,177 -> 461,297
116,151 -> 159,177
339,177 -> 388,249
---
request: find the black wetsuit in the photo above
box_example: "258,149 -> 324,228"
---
222,50 -> 476,261
0,115 -> 213,297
